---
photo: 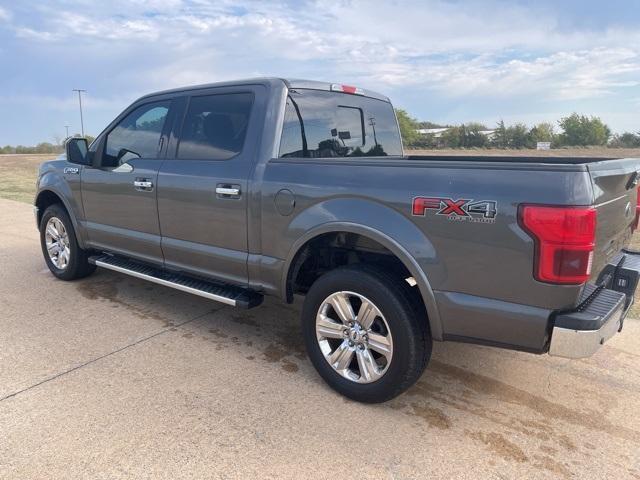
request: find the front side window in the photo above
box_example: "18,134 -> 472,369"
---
104,101 -> 170,166
279,89 -> 402,158
177,93 -> 254,160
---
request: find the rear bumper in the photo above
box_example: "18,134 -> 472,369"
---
549,249 -> 640,359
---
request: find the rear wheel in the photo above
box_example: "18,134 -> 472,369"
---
40,204 -> 96,281
302,264 -> 431,403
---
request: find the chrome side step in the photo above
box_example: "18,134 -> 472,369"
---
89,254 -> 263,309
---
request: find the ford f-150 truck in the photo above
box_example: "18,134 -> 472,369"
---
35,78 -> 640,402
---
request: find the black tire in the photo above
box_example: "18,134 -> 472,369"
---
302,264 -> 431,403
40,204 -> 96,281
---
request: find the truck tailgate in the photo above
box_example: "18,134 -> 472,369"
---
589,158 -> 640,277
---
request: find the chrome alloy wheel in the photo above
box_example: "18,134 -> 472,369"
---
316,291 -> 393,383
44,216 -> 71,270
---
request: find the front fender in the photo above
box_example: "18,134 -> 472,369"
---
36,166 -> 87,248
281,198 -> 443,340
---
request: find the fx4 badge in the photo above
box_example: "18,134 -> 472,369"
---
64,167 -> 80,174
412,197 -> 498,224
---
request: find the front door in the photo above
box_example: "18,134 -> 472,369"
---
81,99 -> 173,265
157,87 -> 262,285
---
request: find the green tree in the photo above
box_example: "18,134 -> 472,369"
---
557,113 -> 610,146
528,122 -> 555,147
505,123 -> 529,148
492,120 -> 508,148
395,109 -> 420,147
464,122 -> 488,148
440,126 -> 464,148
609,132 -> 640,148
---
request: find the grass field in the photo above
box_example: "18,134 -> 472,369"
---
0,154 -> 54,203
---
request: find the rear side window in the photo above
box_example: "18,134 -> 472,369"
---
178,93 -> 253,160
104,101 -> 170,166
279,89 -> 402,158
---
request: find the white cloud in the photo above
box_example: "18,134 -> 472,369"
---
12,1 -> 638,99
375,48 -> 640,101
3,0 -> 640,139
0,6 -> 10,21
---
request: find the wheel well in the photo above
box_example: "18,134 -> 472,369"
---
287,231 -> 421,302
35,190 -> 66,227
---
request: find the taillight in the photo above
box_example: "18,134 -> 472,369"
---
519,205 -> 597,284
633,185 -> 640,232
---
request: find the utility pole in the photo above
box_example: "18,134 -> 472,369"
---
72,89 -> 86,137
369,117 -> 378,145
64,123 -> 70,139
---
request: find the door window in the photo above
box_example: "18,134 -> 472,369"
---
104,101 -> 170,167
177,93 -> 254,160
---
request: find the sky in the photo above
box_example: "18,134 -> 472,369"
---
0,0 -> 639,145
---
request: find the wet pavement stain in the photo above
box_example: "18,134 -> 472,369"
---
428,360 -> 640,444
281,359 -> 299,373
538,445 -> 558,456
230,314 -> 258,327
466,430 -> 528,463
409,403 -> 451,430
263,343 -> 289,363
208,328 -> 229,339
75,274 -> 175,325
532,454 -> 572,479
394,358 -> 639,477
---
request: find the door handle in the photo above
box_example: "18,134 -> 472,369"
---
134,179 -> 153,190
215,186 -> 241,197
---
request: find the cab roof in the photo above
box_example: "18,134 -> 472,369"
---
137,77 -> 391,103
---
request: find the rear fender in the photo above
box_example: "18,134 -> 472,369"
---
282,198 -> 443,340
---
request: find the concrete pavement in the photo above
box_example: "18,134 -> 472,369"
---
1,198 -> 639,479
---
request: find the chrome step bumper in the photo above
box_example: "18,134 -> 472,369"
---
549,249 -> 639,359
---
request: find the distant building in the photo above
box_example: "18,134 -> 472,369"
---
479,130 -> 496,140
416,128 -> 496,140
416,128 -> 449,138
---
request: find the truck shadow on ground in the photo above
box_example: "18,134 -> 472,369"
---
75,270 -> 640,480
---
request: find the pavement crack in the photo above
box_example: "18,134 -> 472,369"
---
0,308 -> 220,403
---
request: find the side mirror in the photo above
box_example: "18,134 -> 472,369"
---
65,137 -> 90,165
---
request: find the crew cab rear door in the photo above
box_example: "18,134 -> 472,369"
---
157,85 -> 265,286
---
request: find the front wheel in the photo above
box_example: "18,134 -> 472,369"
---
40,204 -> 96,281
301,265 -> 431,403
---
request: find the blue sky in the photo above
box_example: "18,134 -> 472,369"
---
0,0 -> 638,145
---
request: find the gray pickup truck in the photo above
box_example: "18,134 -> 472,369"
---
36,78 -> 640,402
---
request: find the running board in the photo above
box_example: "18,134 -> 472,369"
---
88,254 -> 263,309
